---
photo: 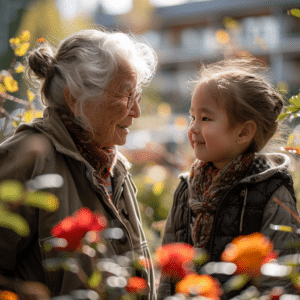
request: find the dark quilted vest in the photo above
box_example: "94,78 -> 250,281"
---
206,170 -> 296,262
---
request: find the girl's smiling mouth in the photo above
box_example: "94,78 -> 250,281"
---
194,141 -> 205,145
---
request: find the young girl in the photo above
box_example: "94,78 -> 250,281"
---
157,59 -> 300,299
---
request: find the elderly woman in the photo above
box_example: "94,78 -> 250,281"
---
0,29 -> 157,299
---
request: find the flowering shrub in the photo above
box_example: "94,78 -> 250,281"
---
0,30 -> 44,138
1,17 -> 300,299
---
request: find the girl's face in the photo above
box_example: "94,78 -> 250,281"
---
83,66 -> 141,147
188,86 -> 246,169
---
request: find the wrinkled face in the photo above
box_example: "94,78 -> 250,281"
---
188,86 -> 244,169
83,65 -> 141,147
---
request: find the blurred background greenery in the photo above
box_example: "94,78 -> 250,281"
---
1,0 -> 300,253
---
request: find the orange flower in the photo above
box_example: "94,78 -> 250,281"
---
0,291 -> 18,300
216,29 -> 230,44
126,277 -> 148,294
155,243 -> 195,280
284,147 -> 300,155
139,257 -> 152,269
37,38 -> 46,43
221,232 -> 277,277
176,273 -> 222,299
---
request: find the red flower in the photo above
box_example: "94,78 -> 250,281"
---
221,232 -> 277,277
126,277 -> 148,294
176,273 -> 222,299
155,243 -> 195,280
51,208 -> 107,251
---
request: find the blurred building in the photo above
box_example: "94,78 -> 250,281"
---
95,0 -> 300,113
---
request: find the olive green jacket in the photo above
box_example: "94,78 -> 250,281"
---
0,107 -> 156,299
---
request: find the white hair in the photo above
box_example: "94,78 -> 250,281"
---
26,28 -> 157,131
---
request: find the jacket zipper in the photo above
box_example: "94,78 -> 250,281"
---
96,182 -> 134,250
207,182 -> 245,260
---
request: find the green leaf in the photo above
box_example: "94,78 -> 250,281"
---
24,191 -> 59,211
0,180 -> 24,202
223,274 -> 250,293
277,112 -> 289,121
0,209 -> 29,236
193,249 -> 209,266
289,9 -> 300,19
289,95 -> 300,107
88,270 -> 102,288
286,106 -> 299,112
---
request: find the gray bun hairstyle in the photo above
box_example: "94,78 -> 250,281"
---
26,28 -> 157,131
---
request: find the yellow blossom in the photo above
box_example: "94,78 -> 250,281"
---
3,76 -> 18,93
153,182 -> 164,195
14,62 -> 25,73
23,110 -> 34,123
14,42 -> 30,57
35,111 -> 43,118
18,30 -> 30,42
23,110 -> 43,123
9,38 -> 20,47
27,90 -> 35,102
0,83 -> 6,93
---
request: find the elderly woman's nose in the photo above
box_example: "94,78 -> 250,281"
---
130,101 -> 141,118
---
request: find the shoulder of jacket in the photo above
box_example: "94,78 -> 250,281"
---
1,124 -> 54,158
173,172 -> 189,205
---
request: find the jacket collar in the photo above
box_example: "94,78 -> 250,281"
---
180,152 -> 291,185
239,152 -> 291,184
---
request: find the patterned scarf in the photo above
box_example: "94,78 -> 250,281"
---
57,109 -> 117,187
189,152 -> 255,248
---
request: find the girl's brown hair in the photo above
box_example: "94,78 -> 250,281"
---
194,59 -> 283,152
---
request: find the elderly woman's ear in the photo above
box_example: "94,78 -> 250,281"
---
63,87 -> 76,113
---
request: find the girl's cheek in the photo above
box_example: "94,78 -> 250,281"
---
187,129 -> 194,149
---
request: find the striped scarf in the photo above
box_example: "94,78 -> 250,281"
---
189,152 -> 255,248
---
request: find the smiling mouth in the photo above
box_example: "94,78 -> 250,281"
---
118,125 -> 130,132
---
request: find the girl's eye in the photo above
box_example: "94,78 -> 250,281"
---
202,117 -> 210,121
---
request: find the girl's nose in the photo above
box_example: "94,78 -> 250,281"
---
129,100 -> 141,118
189,122 -> 199,134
